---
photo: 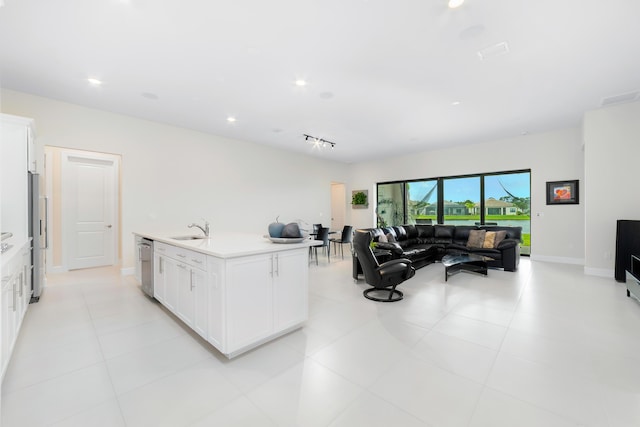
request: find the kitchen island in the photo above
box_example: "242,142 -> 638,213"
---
133,231 -> 318,358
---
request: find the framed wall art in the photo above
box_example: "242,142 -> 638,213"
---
546,180 -> 579,205
351,190 -> 368,209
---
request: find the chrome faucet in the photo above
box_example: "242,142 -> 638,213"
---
188,220 -> 210,237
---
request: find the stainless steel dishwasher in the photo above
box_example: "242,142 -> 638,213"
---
139,238 -> 154,297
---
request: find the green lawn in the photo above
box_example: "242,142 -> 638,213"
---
414,215 -> 531,221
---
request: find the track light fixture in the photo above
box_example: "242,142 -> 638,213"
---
303,134 -> 336,149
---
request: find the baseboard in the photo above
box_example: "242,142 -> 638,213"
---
120,267 -> 135,276
583,267 -> 614,278
530,254 -> 584,265
46,265 -> 68,274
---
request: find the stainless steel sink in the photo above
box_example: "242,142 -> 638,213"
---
170,235 -> 209,240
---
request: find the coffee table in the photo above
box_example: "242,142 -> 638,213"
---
441,253 -> 494,281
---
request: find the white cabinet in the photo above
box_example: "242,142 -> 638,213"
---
154,242 -> 208,339
220,247 -> 309,357
1,114 -> 34,246
27,125 -> 36,172
139,233 -> 310,359
1,241 -> 31,380
273,250 -> 308,331
226,254 -> 274,350
153,252 -> 166,303
192,267 -> 208,339
154,242 -> 177,309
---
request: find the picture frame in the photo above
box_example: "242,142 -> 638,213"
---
351,190 -> 368,209
546,180 -> 579,205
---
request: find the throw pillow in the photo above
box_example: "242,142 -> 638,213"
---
386,233 -> 396,243
378,234 -> 388,243
493,230 -> 507,247
483,232 -> 496,248
466,229 -> 486,248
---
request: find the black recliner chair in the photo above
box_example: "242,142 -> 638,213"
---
353,229 -> 416,302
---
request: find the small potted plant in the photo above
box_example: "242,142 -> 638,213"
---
352,190 -> 368,209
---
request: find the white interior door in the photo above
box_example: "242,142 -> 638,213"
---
62,152 -> 118,270
331,182 -> 346,231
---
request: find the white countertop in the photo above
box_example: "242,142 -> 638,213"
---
134,231 -> 321,258
1,237 -> 31,269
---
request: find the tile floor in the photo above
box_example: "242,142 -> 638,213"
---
2,256 -> 640,426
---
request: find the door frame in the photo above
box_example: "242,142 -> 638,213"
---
330,182 -> 346,232
45,147 -> 121,273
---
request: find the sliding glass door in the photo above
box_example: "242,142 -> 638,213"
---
407,180 -> 438,225
376,182 -> 405,228
484,172 -> 531,254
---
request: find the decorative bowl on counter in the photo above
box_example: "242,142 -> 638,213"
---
264,235 -> 307,244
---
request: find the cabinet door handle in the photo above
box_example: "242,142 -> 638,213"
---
178,264 -> 187,269
13,280 -> 17,312
191,258 -> 202,264
177,253 -> 186,258
190,270 -> 195,291
274,254 -> 279,277
159,257 -> 164,274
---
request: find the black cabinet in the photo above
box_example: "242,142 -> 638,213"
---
615,220 -> 640,282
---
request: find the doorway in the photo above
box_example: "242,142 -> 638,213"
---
45,147 -> 121,272
330,182 -> 346,232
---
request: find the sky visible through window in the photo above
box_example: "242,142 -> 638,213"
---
408,172 -> 529,203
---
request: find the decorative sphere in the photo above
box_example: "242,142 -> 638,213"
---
281,222 -> 301,238
268,222 -> 285,238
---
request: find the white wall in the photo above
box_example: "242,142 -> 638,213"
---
349,128 -> 586,263
1,89 -> 350,271
10,88 -> 634,274
583,101 -> 640,276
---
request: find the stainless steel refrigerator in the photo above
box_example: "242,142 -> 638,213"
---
28,172 -> 46,301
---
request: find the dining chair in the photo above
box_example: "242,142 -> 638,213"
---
311,227 -> 330,265
330,225 -> 353,259
309,223 -> 323,260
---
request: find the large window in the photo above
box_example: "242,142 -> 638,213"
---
484,172 -> 531,254
407,180 -> 438,225
376,182 -> 405,228
443,176 -> 480,225
377,170 -> 531,255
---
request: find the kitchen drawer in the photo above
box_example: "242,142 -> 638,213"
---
158,243 -> 207,271
155,242 -> 170,254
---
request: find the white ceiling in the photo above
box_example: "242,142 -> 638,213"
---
1,0 -> 639,163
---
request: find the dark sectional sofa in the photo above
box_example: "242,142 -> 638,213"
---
366,224 -> 522,272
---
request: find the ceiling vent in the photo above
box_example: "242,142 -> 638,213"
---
477,42 -> 509,60
601,91 -> 639,107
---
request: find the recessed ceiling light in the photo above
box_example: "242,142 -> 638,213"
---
295,79 -> 307,87
227,117 -> 236,123
448,0 -> 464,9
451,100 -> 461,106
87,77 -> 103,86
